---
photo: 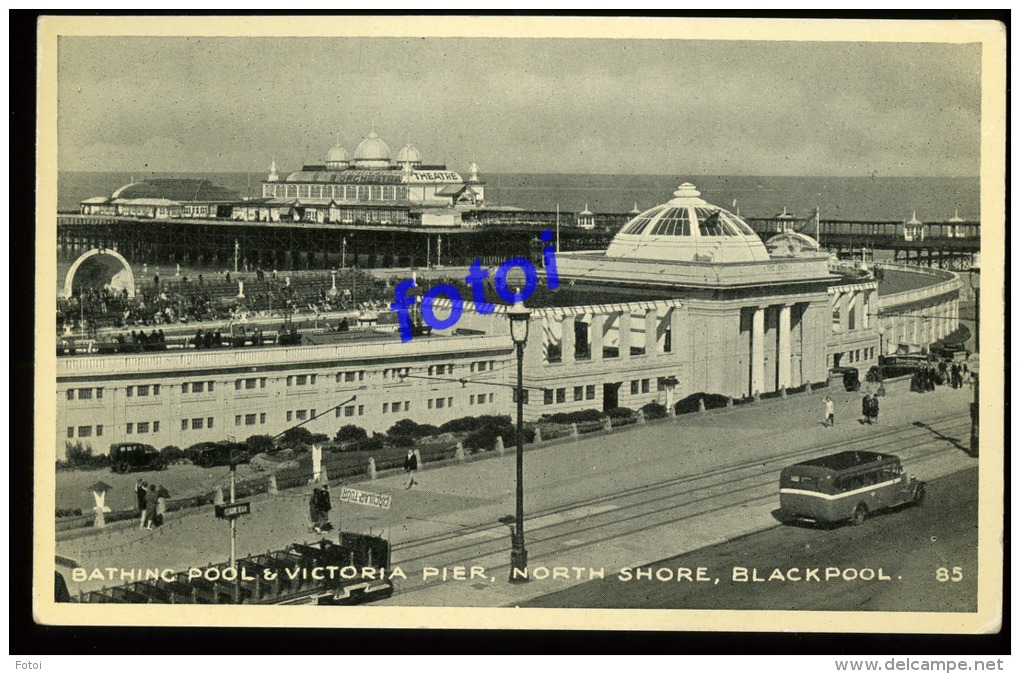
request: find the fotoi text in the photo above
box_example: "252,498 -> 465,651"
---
390,229 -> 559,342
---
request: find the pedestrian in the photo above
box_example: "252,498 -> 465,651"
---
155,485 -> 169,527
861,393 -> 872,424
869,394 -> 880,423
317,484 -> 333,532
404,449 -> 418,488
309,488 -> 321,533
144,483 -> 158,530
136,479 -> 148,529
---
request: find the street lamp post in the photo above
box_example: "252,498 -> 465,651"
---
968,266 -> 980,455
506,299 -> 531,583
875,324 -> 886,397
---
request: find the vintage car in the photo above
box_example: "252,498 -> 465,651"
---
109,442 -> 167,474
780,450 -> 926,527
188,441 -> 251,468
830,366 -> 861,392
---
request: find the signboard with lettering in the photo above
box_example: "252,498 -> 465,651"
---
339,487 -> 392,510
409,171 -> 462,183
215,502 -> 252,519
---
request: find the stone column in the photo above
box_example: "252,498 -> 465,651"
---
751,306 -> 765,395
840,292 -> 851,332
644,308 -> 658,358
862,290 -> 871,329
561,314 -> 575,364
618,311 -> 631,361
591,313 -> 605,363
777,304 -> 792,389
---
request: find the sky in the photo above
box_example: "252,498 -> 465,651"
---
55,32 -> 982,177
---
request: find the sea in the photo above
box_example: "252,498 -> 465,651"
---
57,171 -> 980,223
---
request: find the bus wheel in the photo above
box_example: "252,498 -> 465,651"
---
115,460 -> 131,474
912,484 -> 926,506
851,504 -> 868,526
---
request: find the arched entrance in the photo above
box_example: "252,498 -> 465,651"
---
63,248 -> 136,299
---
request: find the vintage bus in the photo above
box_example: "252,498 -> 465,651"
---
779,451 -> 925,526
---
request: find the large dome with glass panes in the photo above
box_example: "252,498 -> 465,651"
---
604,182 -> 772,263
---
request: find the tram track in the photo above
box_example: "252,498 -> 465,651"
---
392,412 -> 970,554
384,416 -> 972,599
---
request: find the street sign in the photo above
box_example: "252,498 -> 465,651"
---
215,501 -> 252,519
339,487 -> 392,510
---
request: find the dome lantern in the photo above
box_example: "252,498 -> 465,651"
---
326,133 -> 350,169
604,182 -> 772,264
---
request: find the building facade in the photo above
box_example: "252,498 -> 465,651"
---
56,183 -> 960,455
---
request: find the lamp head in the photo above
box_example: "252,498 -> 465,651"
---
506,298 -> 531,345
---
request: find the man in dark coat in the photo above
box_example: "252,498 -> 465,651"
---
404,449 -> 418,489
136,479 -> 148,529
869,394 -> 880,423
861,394 -> 872,424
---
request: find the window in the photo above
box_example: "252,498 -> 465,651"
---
182,383 -> 189,394
513,389 -> 530,404
260,413 -> 266,424
404,401 -> 411,412
192,418 -> 204,430
470,394 -> 475,405
79,388 -> 93,400
544,389 -> 554,405
383,403 -> 390,413
126,423 -> 133,434
574,386 -> 584,401
392,401 -> 401,413
488,393 -> 495,403
855,350 -> 861,362
235,380 -> 242,391
311,375 -> 317,385
631,380 -> 639,395
137,385 -> 149,397
207,417 -> 214,428
66,390 -> 74,401
427,399 -> 433,409
137,422 -> 149,434
153,421 -> 160,433
182,419 -> 188,430
296,375 -> 307,386
344,406 -> 355,418
311,409 -> 317,418
435,399 -> 445,409
78,426 -> 92,438
153,385 -> 160,395
586,385 -> 596,400
556,388 -> 566,404
246,414 -> 257,425
96,425 -> 103,437
447,397 -> 453,408
67,427 -> 73,438
127,386 -> 134,397
358,405 -> 364,416
96,388 -> 104,400
235,415 -> 242,426
208,381 -> 215,392
642,379 -> 650,393
193,382 -> 204,393
246,379 -> 257,390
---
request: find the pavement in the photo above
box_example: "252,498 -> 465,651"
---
58,375 -> 979,606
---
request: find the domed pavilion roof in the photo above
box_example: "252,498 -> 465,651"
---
395,143 -> 421,164
604,182 -> 771,263
326,142 -> 349,164
354,130 -> 391,168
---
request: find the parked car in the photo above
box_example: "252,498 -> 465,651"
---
830,366 -> 860,392
109,442 -> 167,474
188,441 -> 251,468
